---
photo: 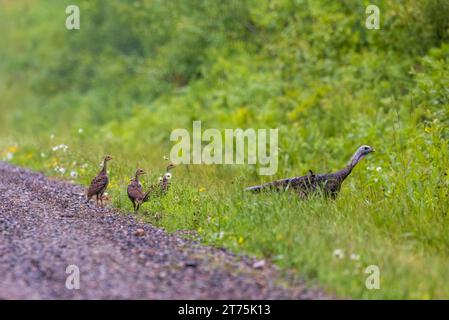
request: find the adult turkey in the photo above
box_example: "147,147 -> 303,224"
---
245,145 -> 375,199
86,155 -> 112,206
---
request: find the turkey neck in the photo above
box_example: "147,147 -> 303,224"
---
101,159 -> 108,174
335,150 -> 363,181
134,173 -> 140,182
336,165 -> 353,182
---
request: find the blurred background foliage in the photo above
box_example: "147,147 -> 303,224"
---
0,0 -> 448,299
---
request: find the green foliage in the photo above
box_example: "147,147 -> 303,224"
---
1,0 -> 448,299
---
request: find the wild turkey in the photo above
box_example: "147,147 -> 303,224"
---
127,163 -> 176,212
86,155 -> 112,206
245,145 -> 375,199
157,163 -> 176,196
127,168 -> 155,212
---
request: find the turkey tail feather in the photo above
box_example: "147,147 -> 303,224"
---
142,185 -> 157,202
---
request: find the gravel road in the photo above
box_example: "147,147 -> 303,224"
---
0,162 -> 328,299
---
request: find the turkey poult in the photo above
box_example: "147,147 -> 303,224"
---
158,163 -> 176,195
127,168 -> 154,213
86,155 -> 112,206
128,164 -> 176,212
245,145 -> 375,199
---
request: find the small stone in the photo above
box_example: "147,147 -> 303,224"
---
135,228 -> 145,236
184,260 -> 198,268
253,259 -> 266,269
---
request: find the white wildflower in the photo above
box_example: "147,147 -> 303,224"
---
5,152 -> 13,161
333,249 -> 344,259
52,144 -> 68,152
376,166 -> 382,172
56,167 -> 66,174
214,231 -> 225,240
78,128 -> 84,134
70,171 -> 78,178
350,253 -> 360,261
40,152 -> 46,158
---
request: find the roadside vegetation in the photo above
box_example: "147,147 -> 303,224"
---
1,0 -> 448,298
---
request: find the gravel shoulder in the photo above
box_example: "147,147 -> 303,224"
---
0,162 -> 329,299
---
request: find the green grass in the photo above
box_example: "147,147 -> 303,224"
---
2,125 -> 448,299
1,0 -> 449,299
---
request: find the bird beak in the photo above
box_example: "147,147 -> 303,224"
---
371,148 -> 376,153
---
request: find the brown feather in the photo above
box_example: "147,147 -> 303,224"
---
87,173 -> 109,198
86,155 -> 112,205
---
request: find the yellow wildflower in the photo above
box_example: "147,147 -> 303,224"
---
7,146 -> 18,153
